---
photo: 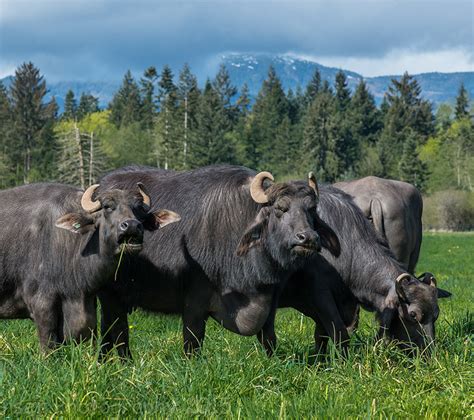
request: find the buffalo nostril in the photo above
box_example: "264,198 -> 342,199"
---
120,221 -> 129,231
296,232 -> 307,242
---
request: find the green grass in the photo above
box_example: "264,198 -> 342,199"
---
1,233 -> 473,417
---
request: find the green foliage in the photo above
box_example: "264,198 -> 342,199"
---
304,68 -> 321,107
423,190 -> 474,230
9,62 -> 57,184
420,119 -> 474,193
109,70 -> 143,127
379,72 -> 434,177
62,89 -> 77,121
249,66 -> 289,172
140,66 -> 158,129
455,83 -> 470,121
76,93 -> 99,121
398,130 -> 427,190
302,87 -> 339,182
189,80 -> 234,168
0,234 -> 472,417
0,62 -> 470,195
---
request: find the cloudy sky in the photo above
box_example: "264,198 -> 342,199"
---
0,0 -> 472,81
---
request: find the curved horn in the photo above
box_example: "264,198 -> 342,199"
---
81,184 -> 101,213
308,171 -> 319,196
396,273 -> 411,283
250,171 -> 274,204
137,182 -> 151,207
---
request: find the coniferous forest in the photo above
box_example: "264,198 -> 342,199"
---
0,62 -> 472,227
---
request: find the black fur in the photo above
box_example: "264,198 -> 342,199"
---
0,182 -> 169,352
259,185 -> 443,354
97,165 -> 339,356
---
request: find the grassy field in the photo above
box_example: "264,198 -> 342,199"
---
1,233 -> 473,418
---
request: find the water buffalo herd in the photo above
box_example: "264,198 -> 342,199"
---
0,165 -> 451,358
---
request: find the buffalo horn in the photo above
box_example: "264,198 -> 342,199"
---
250,171 -> 274,204
137,182 -> 151,207
308,172 -> 319,196
81,184 -> 101,213
395,273 -> 411,283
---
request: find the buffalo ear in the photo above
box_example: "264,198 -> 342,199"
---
55,213 -> 95,234
315,217 -> 340,257
437,288 -> 452,298
395,274 -> 413,301
144,209 -> 181,231
236,222 -> 264,256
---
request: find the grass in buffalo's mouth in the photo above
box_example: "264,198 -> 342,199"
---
0,233 -> 472,418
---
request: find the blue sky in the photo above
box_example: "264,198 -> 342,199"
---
0,0 -> 472,81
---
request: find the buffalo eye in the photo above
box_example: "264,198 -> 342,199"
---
409,311 -> 417,319
103,203 -> 114,213
274,208 -> 284,218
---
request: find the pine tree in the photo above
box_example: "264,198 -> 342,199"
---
213,64 -> 237,122
398,130 -> 427,190
140,66 -> 158,129
305,69 -> 321,106
77,93 -> 99,120
302,87 -> 339,182
109,70 -> 142,127
177,64 -> 200,168
379,72 -> 434,177
248,66 -> 289,171
334,71 -> 351,112
455,83 -> 470,120
155,65 -> 180,169
189,80 -> 233,168
0,82 -> 14,186
10,62 -> 56,183
62,89 -> 77,120
236,83 -> 251,117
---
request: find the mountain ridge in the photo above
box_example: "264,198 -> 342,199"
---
1,53 -> 472,110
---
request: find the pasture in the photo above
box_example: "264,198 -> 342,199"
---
1,233 -> 472,418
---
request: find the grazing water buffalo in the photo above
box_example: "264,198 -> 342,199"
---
334,176 -> 423,273
0,182 -> 179,351
258,186 -> 447,355
97,165 -> 340,357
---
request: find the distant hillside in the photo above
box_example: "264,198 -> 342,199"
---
2,53 -> 473,110
222,54 -> 474,106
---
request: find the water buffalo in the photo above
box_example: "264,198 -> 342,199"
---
258,186 -> 447,355
97,165 -> 340,357
0,182 -> 179,351
334,176 -> 423,273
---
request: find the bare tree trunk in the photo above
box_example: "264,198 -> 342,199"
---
75,123 -> 85,190
89,131 -> 94,185
165,106 -> 169,170
183,95 -> 188,168
456,144 -> 461,188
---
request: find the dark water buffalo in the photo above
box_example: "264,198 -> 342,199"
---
97,165 -> 340,357
0,182 -> 179,351
259,186 -> 447,355
334,176 -> 423,273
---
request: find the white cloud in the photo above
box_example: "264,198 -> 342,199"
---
291,48 -> 474,77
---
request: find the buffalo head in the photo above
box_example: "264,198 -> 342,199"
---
386,272 -> 450,352
55,183 -> 180,255
237,171 -> 340,268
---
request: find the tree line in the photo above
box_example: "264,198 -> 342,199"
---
0,61 -> 472,193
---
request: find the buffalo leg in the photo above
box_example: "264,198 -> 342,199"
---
256,296 -> 278,356
30,296 -> 61,352
62,296 -> 97,343
312,291 -> 350,354
182,309 -> 207,356
98,289 -> 131,360
314,322 -> 329,354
